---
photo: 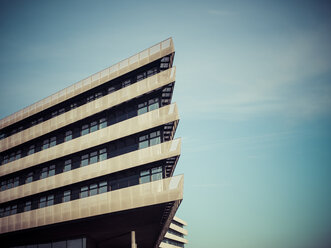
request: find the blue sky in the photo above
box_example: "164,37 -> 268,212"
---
1,0 -> 331,247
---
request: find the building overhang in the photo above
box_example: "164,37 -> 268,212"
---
0,175 -> 184,248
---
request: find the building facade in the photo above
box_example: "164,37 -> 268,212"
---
0,38 -> 183,248
160,216 -> 188,248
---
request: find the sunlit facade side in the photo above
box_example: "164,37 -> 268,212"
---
0,38 -> 183,248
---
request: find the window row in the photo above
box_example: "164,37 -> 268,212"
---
0,165 -> 164,218
162,238 -> 185,248
0,96 -> 161,166
0,56 -> 171,141
0,129 -> 163,192
11,237 -> 86,248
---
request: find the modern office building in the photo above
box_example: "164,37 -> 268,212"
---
160,216 -> 188,248
0,38 -> 184,248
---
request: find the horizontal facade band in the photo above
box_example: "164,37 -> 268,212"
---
173,216 -> 187,226
0,67 -> 176,153
164,233 -> 188,244
0,103 -> 179,177
0,138 -> 181,203
0,38 -> 174,130
159,242 -> 183,248
0,174 -> 184,234
169,223 -> 188,236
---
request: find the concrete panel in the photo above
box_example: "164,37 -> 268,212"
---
169,223 -> 188,236
0,38 -> 175,130
0,103 -> 179,177
0,67 -> 176,152
0,175 -> 184,234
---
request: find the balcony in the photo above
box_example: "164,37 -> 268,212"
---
0,175 -> 183,248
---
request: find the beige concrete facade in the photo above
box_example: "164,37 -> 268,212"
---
0,38 -> 174,130
0,103 -> 179,176
0,67 -> 176,152
0,175 -> 184,234
0,138 -> 181,203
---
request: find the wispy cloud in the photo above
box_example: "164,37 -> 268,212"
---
176,27 -> 331,123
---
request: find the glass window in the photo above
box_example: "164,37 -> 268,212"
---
80,186 -> 88,198
138,102 -> 148,115
122,79 -> 131,87
42,139 -> 50,150
147,67 -> 158,77
52,110 -> 58,117
81,124 -> 89,136
7,178 -> 13,189
28,145 -> 35,155
90,183 -> 98,196
95,92 -> 103,99
161,56 -> 170,62
15,150 -> 21,160
81,154 -> 89,167
58,108 -> 65,115
108,86 -> 116,94
49,165 -> 56,176
2,155 -> 9,165
9,152 -> 15,162
140,169 -> 150,184
0,133 -> 5,140
26,172 -> 33,183
53,241 -> 66,248
99,181 -> 107,194
0,207 -> 4,217
63,190 -> 71,202
4,206 -> 10,216
136,72 -> 146,82
50,136 -> 57,147
1,181 -> 6,191
139,140 -> 148,149
65,130 -> 72,142
70,102 -> 78,109
160,62 -> 169,69
67,238 -> 83,248
47,195 -> 54,206
90,151 -> 98,164
150,131 -> 161,146
11,205 -> 17,215
139,134 -> 149,149
99,117 -> 107,129
40,167 -> 48,179
151,166 -> 163,181
99,148 -> 107,161
24,201 -> 31,211
150,136 -> 161,146
39,196 -> 47,208
13,177 -> 19,187
39,243 -> 51,248
63,159 -> 72,172
90,121 -> 98,133
87,95 -> 94,102
140,175 -> 150,184
148,98 -> 159,111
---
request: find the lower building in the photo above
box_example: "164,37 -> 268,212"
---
160,216 -> 188,248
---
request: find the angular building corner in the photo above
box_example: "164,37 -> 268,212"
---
0,38 -> 187,248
